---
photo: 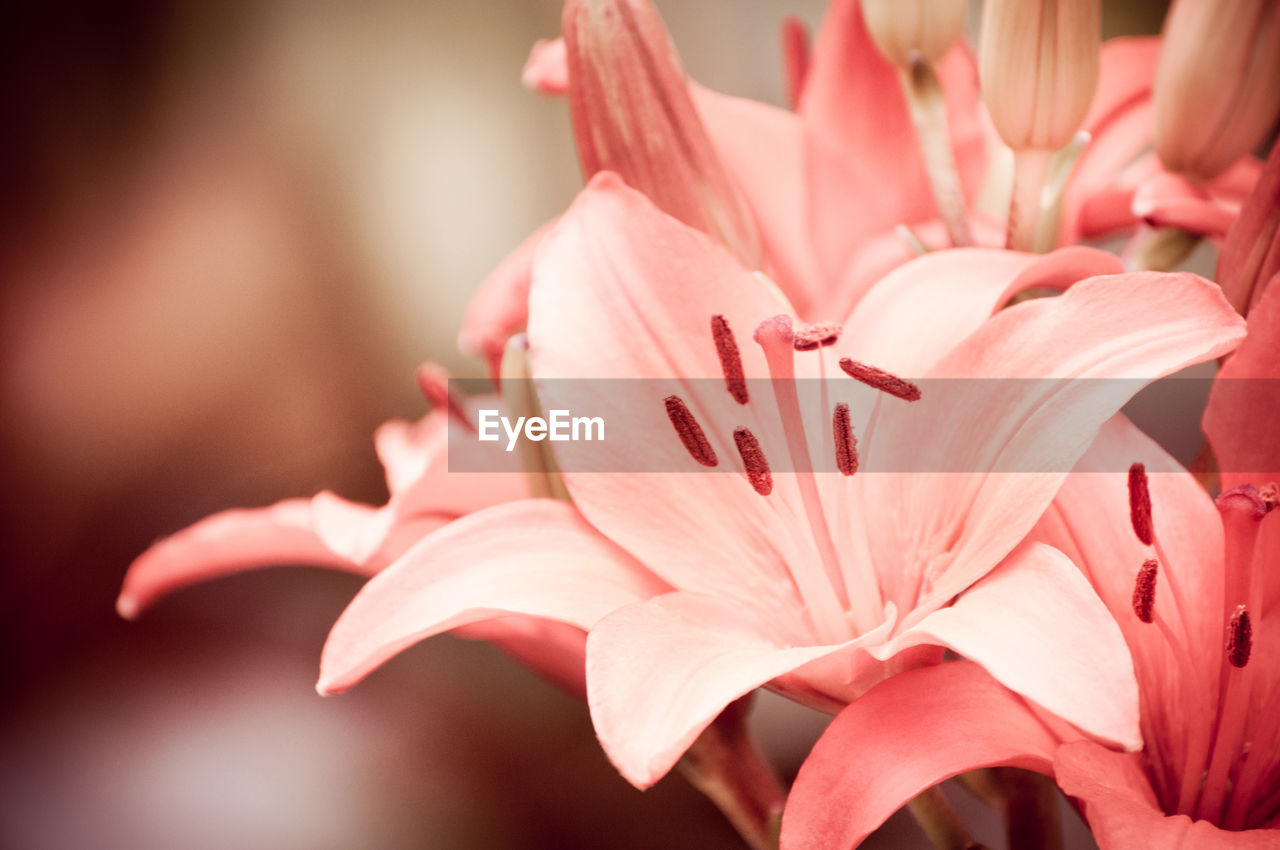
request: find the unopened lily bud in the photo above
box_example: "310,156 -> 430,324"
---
1154,0 -> 1280,181
862,0 -> 966,67
563,0 -> 761,269
979,0 -> 1101,151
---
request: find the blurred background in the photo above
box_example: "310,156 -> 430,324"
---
1,1 -> 1170,848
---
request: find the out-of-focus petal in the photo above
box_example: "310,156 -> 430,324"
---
1205,283 -> 1280,487
1133,172 -> 1236,238
118,497 -> 370,619
458,220 -> 557,375
1217,140 -> 1280,316
780,661 -> 1066,850
522,37 -> 568,94
317,499 -> 666,695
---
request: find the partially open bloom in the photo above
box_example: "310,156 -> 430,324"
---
320,174 -> 1244,793
1218,138 -> 1280,317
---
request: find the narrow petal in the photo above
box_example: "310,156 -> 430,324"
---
1205,282 -> 1280,488
118,497 -> 368,619
586,591 -> 875,788
1132,172 -> 1236,238
458,220 -> 556,374
877,542 -> 1141,750
1056,742 -> 1280,849
780,661 -> 1066,850
317,499 -> 666,694
874,271 -> 1244,616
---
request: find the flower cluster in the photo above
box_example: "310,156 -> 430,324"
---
120,1 -> 1280,847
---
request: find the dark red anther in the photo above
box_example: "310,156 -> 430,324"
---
1128,462 -> 1154,546
837,358 -> 921,402
793,321 -> 842,351
1228,605 -> 1252,668
833,402 -> 858,476
711,315 -> 749,405
1132,558 -> 1158,624
733,426 -> 772,495
665,395 -> 718,467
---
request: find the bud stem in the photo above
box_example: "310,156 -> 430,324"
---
676,697 -> 785,850
1007,149 -> 1052,252
905,785 -> 987,850
898,59 -> 972,247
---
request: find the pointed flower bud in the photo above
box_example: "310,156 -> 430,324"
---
563,0 -> 761,268
979,0 -> 1101,152
862,0 -> 966,67
1154,0 -> 1280,181
1217,138 -> 1280,316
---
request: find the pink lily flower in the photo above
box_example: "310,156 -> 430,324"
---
319,173 -> 1245,792
782,289 -> 1280,849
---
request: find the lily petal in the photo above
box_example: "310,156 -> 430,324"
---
873,270 -> 1244,616
1205,282 -> 1280,488
526,174 -> 808,608
780,661 -> 1066,850
841,245 -> 1124,376
1056,742 -> 1280,849
117,496 -> 377,619
317,499 -> 666,694
586,590 -> 882,788
458,220 -> 557,376
877,541 -> 1141,750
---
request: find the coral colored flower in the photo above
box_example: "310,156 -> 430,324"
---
783,289 -> 1280,849
320,174 -> 1245,791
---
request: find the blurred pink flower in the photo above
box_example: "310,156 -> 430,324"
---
320,174 -> 1244,790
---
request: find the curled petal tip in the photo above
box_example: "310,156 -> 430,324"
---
115,594 -> 140,621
